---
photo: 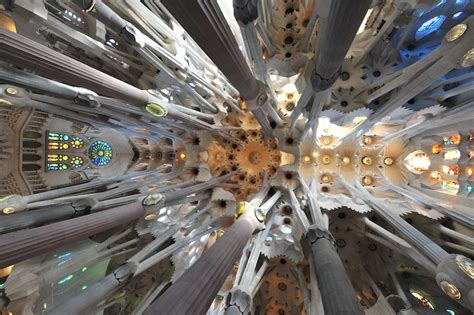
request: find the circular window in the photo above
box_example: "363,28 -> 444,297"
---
88,140 -> 113,166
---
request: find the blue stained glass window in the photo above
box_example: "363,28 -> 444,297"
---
47,163 -> 69,171
419,0 -> 447,16
453,11 -> 464,18
57,274 -> 73,285
466,184 -> 473,193
416,15 -> 447,41
48,132 -> 69,141
88,140 -> 113,166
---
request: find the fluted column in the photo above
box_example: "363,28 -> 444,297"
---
225,289 -> 254,315
375,208 -> 474,310
161,0 -> 259,100
45,263 -> 134,315
0,202 -> 144,268
0,29 -> 150,106
372,204 -> 449,264
311,0 -> 371,91
307,228 -> 364,315
344,181 -> 474,310
0,199 -> 94,234
144,215 -> 256,315
0,66 -> 99,106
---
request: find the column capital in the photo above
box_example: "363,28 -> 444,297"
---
435,254 -> 474,310
306,226 -> 335,246
238,201 -> 265,233
225,287 -> 253,315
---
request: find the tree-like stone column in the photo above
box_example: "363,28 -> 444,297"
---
0,201 -> 144,268
371,203 -> 449,265
311,0 -> 371,91
144,210 -> 260,315
0,29 -> 150,106
307,227 -> 364,315
352,183 -> 474,310
160,0 -> 259,100
0,199 -> 93,234
46,263 -> 135,315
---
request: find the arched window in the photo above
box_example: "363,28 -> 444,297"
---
432,144 -> 442,154
22,154 -> 41,162
443,135 -> 461,146
23,140 -> 42,148
404,151 -> 431,174
409,288 -> 435,310
22,164 -> 41,171
47,163 -> 70,171
415,15 -> 446,41
442,180 -> 459,194
443,149 -> 461,161
441,165 -> 460,176
22,131 -> 42,139
46,131 -> 113,171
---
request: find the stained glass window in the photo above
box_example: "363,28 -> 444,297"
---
47,163 -> 69,171
405,151 -> 431,173
48,133 -> 70,141
430,171 -> 441,181
443,135 -> 461,146
47,154 -> 69,162
466,184 -> 472,194
419,0 -> 447,16
442,180 -> 459,193
71,156 -> 84,168
467,167 -> 472,176
442,165 -> 460,176
57,274 -> 74,285
88,140 -> 113,166
415,15 -> 446,41
443,150 -> 461,161
47,132 -> 87,172
48,142 -> 69,150
71,137 -> 84,149
410,288 -> 435,310
432,144 -> 442,154
47,132 -> 85,151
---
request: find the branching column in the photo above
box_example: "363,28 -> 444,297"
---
144,215 -> 257,315
0,199 -> 93,234
160,0 -> 259,100
46,263 -> 135,315
0,29 -> 150,105
0,202 -> 144,268
307,228 -> 364,315
372,204 -> 474,311
373,205 -> 449,264
311,0 -> 371,91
